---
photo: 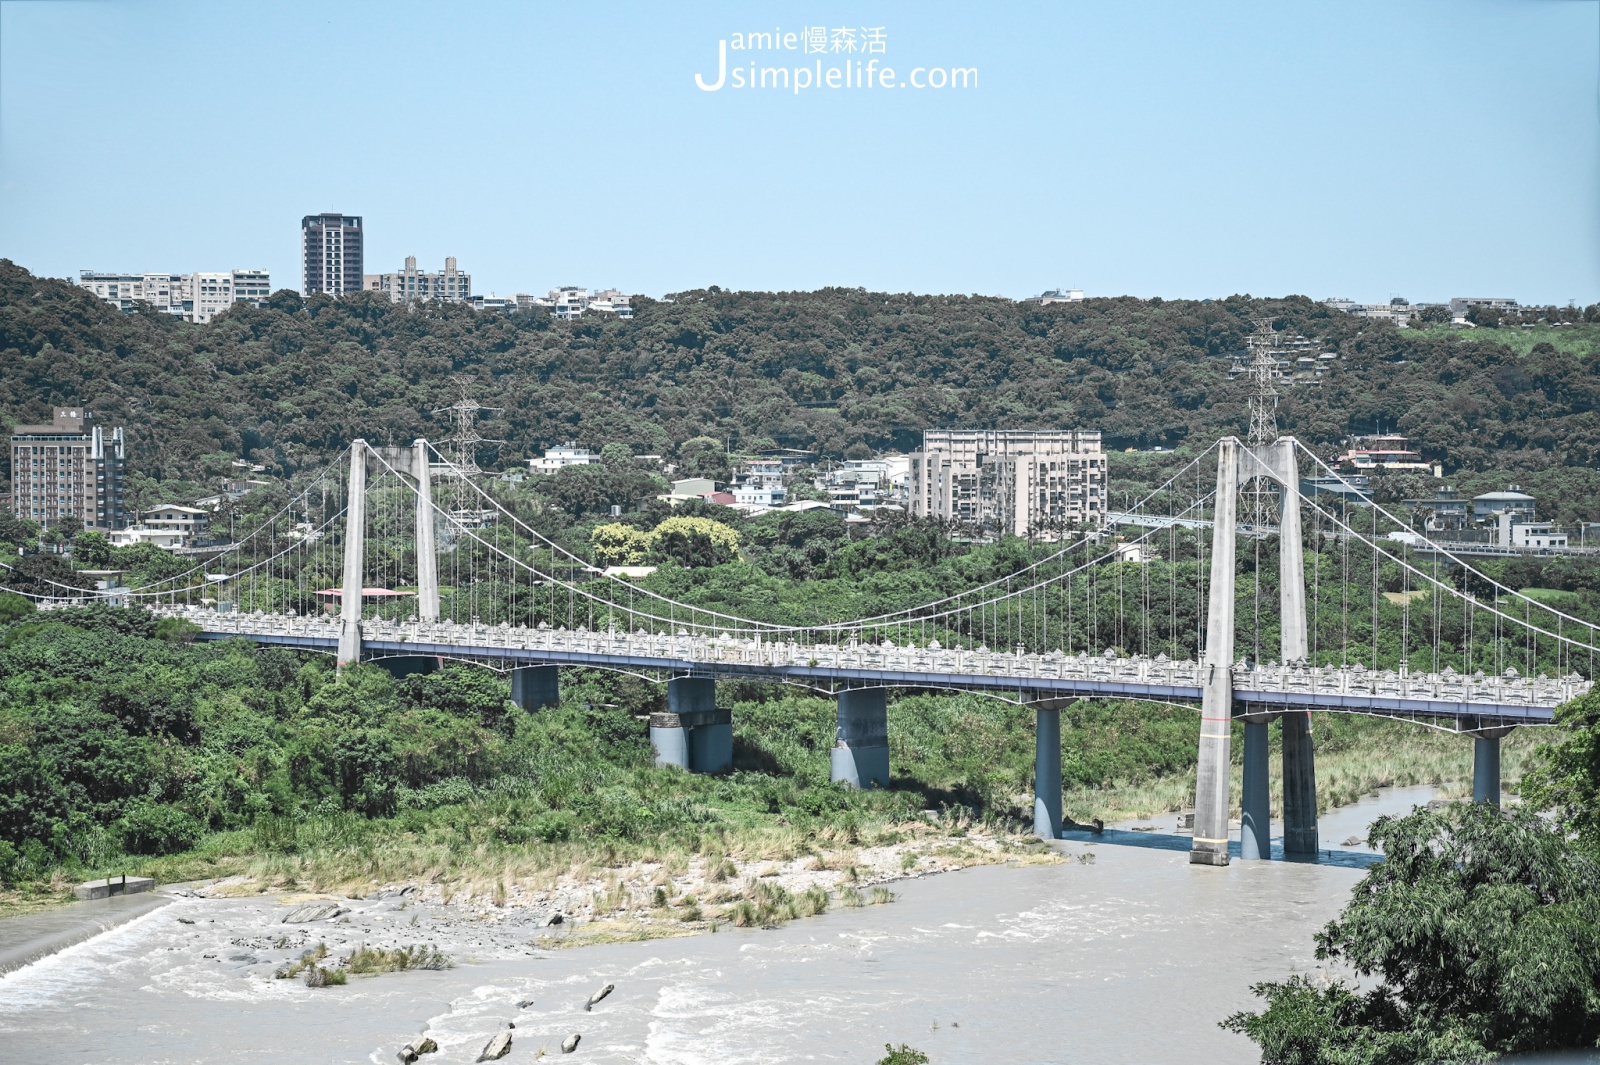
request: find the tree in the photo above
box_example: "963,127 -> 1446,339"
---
0,591 -> 33,624
73,530 -> 113,569
647,516 -> 740,568
876,1046 -> 929,1065
1222,803 -> 1600,1063
678,436 -> 731,482
1522,687 -> 1600,846
590,522 -> 651,566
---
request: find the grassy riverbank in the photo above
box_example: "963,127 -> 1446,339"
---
0,604 -> 1554,923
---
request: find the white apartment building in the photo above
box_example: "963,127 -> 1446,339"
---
515,287 -> 634,320
910,429 -> 1106,537
78,270 -> 271,323
529,443 -> 595,475
364,256 -> 472,303
1020,288 -> 1084,305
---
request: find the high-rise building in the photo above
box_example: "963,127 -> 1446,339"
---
301,213 -> 364,295
910,429 -> 1105,537
364,256 -> 471,303
77,270 -> 271,323
9,407 -> 127,530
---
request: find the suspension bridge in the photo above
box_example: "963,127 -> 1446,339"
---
17,433 -> 1597,867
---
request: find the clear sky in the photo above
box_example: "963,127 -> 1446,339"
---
1,0 -> 1596,304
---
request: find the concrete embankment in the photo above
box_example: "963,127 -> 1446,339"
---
0,892 -> 169,976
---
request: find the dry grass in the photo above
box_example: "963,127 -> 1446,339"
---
1062,720 -> 1541,824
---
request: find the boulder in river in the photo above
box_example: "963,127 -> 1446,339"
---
544,912 -> 564,927
585,982 -> 614,1010
517,998 -> 537,1009
477,1031 -> 512,1061
282,903 -> 347,924
562,1033 -> 582,1053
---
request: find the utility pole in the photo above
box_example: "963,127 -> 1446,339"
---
431,376 -> 504,478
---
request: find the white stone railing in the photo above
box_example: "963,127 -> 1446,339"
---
161,606 -> 1591,711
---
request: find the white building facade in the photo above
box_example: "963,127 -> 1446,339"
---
910,429 -> 1106,537
78,270 -> 271,323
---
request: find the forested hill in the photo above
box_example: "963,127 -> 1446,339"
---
3,258 -> 1599,497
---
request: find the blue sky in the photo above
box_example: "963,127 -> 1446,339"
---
1,0 -> 1595,303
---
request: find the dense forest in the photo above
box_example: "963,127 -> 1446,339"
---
4,260 -> 1600,517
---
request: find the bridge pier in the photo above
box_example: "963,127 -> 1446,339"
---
1239,714 -> 1275,860
1282,712 -> 1319,854
1470,725 -> 1514,805
1033,705 -> 1063,839
831,688 -> 890,789
650,677 -> 731,774
510,665 -> 560,711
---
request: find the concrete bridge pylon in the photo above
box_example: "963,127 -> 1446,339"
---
1191,437 -> 1316,866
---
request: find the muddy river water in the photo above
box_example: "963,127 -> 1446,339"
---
0,788 -> 1439,1064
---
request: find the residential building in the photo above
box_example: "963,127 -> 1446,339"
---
1019,288 -> 1084,305
731,483 -> 786,508
467,294 -> 518,312
1301,475 -> 1372,505
1334,434 -> 1435,474
301,213 -> 364,295
1450,297 -> 1519,316
9,407 -> 127,530
516,286 -> 635,320
910,429 -> 1106,537
77,269 -> 271,323
528,443 -> 595,475
1496,515 -> 1566,549
364,256 -> 471,303
1473,489 -> 1537,521
108,525 -> 186,551
1402,487 -> 1471,531
142,504 -> 211,541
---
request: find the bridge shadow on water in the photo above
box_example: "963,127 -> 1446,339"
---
1057,826 -> 1383,869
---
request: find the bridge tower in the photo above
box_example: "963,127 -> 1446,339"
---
337,439 -> 367,670
1190,435 -> 1315,866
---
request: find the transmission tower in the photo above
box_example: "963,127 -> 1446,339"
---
431,376 -> 503,478
1245,318 -> 1282,447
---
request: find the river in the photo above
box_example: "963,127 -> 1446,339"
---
0,787 -> 1436,1064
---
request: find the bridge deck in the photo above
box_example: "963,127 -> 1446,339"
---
171,608 -> 1584,728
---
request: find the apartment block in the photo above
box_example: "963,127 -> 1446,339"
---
301,213 -> 364,295
78,269 -> 271,323
364,256 -> 471,303
910,429 -> 1105,537
9,407 -> 127,530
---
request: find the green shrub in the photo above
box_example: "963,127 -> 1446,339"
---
117,802 -> 203,855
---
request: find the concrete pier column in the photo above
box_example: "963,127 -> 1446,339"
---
337,440 -> 367,670
1033,705 -> 1063,839
414,438 -> 439,622
651,677 -> 729,773
1473,736 -> 1501,805
1282,711 -> 1319,854
1191,437 -> 1239,867
1240,717 -> 1273,860
510,665 -> 560,711
1472,728 -> 1514,805
831,688 -> 890,789
649,712 -> 690,769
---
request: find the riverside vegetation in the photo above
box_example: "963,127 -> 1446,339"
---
1225,685 -> 1600,1064
0,595 -> 1544,925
